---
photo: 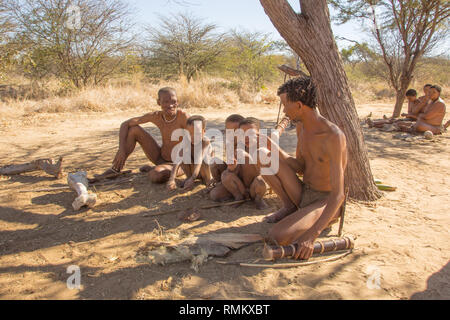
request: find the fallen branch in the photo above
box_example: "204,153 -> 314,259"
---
0,157 -> 63,178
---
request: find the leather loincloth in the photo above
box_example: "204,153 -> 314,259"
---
299,181 -> 330,209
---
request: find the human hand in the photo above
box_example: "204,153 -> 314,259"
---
167,180 -> 177,191
183,177 -> 195,191
293,234 -> 316,260
112,149 -> 127,171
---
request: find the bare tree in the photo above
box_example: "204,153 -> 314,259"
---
144,13 -> 226,82
330,0 -> 450,117
4,0 -> 136,87
225,30 -> 281,91
260,0 -> 381,200
0,0 -> 12,34
0,0 -> 16,79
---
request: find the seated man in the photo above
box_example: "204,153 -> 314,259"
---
412,85 -> 446,134
95,87 -> 189,183
258,77 -> 347,260
219,117 -> 268,210
368,87 -> 428,128
167,115 -> 213,191
209,114 -> 245,202
402,84 -> 432,119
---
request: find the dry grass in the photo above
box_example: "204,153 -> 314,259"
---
0,74 -> 447,122
0,75 -> 280,120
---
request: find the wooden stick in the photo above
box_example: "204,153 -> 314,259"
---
263,236 -> 354,261
338,188 -> 349,237
277,64 -> 308,77
0,157 -> 63,178
216,250 -> 352,268
143,199 -> 249,217
276,73 -> 287,124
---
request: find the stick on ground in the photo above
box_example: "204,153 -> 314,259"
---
143,199 -> 250,217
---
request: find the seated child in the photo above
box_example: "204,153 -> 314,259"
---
220,117 -> 268,210
167,115 -> 213,191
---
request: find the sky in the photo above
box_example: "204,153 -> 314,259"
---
127,0 -> 373,50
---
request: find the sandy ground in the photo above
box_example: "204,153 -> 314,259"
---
0,102 -> 449,300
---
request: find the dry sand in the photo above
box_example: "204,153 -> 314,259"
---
0,102 -> 449,300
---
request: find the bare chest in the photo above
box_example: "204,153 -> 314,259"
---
155,118 -> 185,143
297,132 -> 329,166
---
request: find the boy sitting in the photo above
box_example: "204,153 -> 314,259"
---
219,117 -> 268,210
167,115 -> 214,191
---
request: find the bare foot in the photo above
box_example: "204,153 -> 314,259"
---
320,227 -> 332,236
444,120 -> 450,130
232,194 -> 246,208
201,179 -> 218,195
139,165 -> 154,173
254,196 -> 269,210
264,206 -> 297,223
90,168 -> 121,183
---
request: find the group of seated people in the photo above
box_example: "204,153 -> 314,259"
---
95,77 -> 348,260
367,84 -> 448,135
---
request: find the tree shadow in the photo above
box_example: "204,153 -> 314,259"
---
3,174 -> 60,185
363,126 -> 449,166
3,115 -> 448,299
410,262 -> 450,300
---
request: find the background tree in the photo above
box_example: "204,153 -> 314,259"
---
143,13 -> 226,82
216,30 -> 284,91
339,40 -> 388,80
260,0 -> 381,200
0,0 -> 16,80
330,0 -> 450,117
4,0 -> 135,88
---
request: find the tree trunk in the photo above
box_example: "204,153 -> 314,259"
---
392,70 -> 413,118
260,0 -> 381,201
392,87 -> 408,118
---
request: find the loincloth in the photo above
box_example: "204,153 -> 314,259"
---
299,181 -> 330,209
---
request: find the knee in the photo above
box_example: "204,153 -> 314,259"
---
210,187 -> 221,202
221,170 -> 234,184
268,227 -> 288,246
253,176 -> 267,193
128,125 -> 144,138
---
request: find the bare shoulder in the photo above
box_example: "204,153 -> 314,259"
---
178,109 -> 190,120
324,120 -> 347,150
435,100 -> 446,109
143,110 -> 161,120
130,111 -> 160,124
